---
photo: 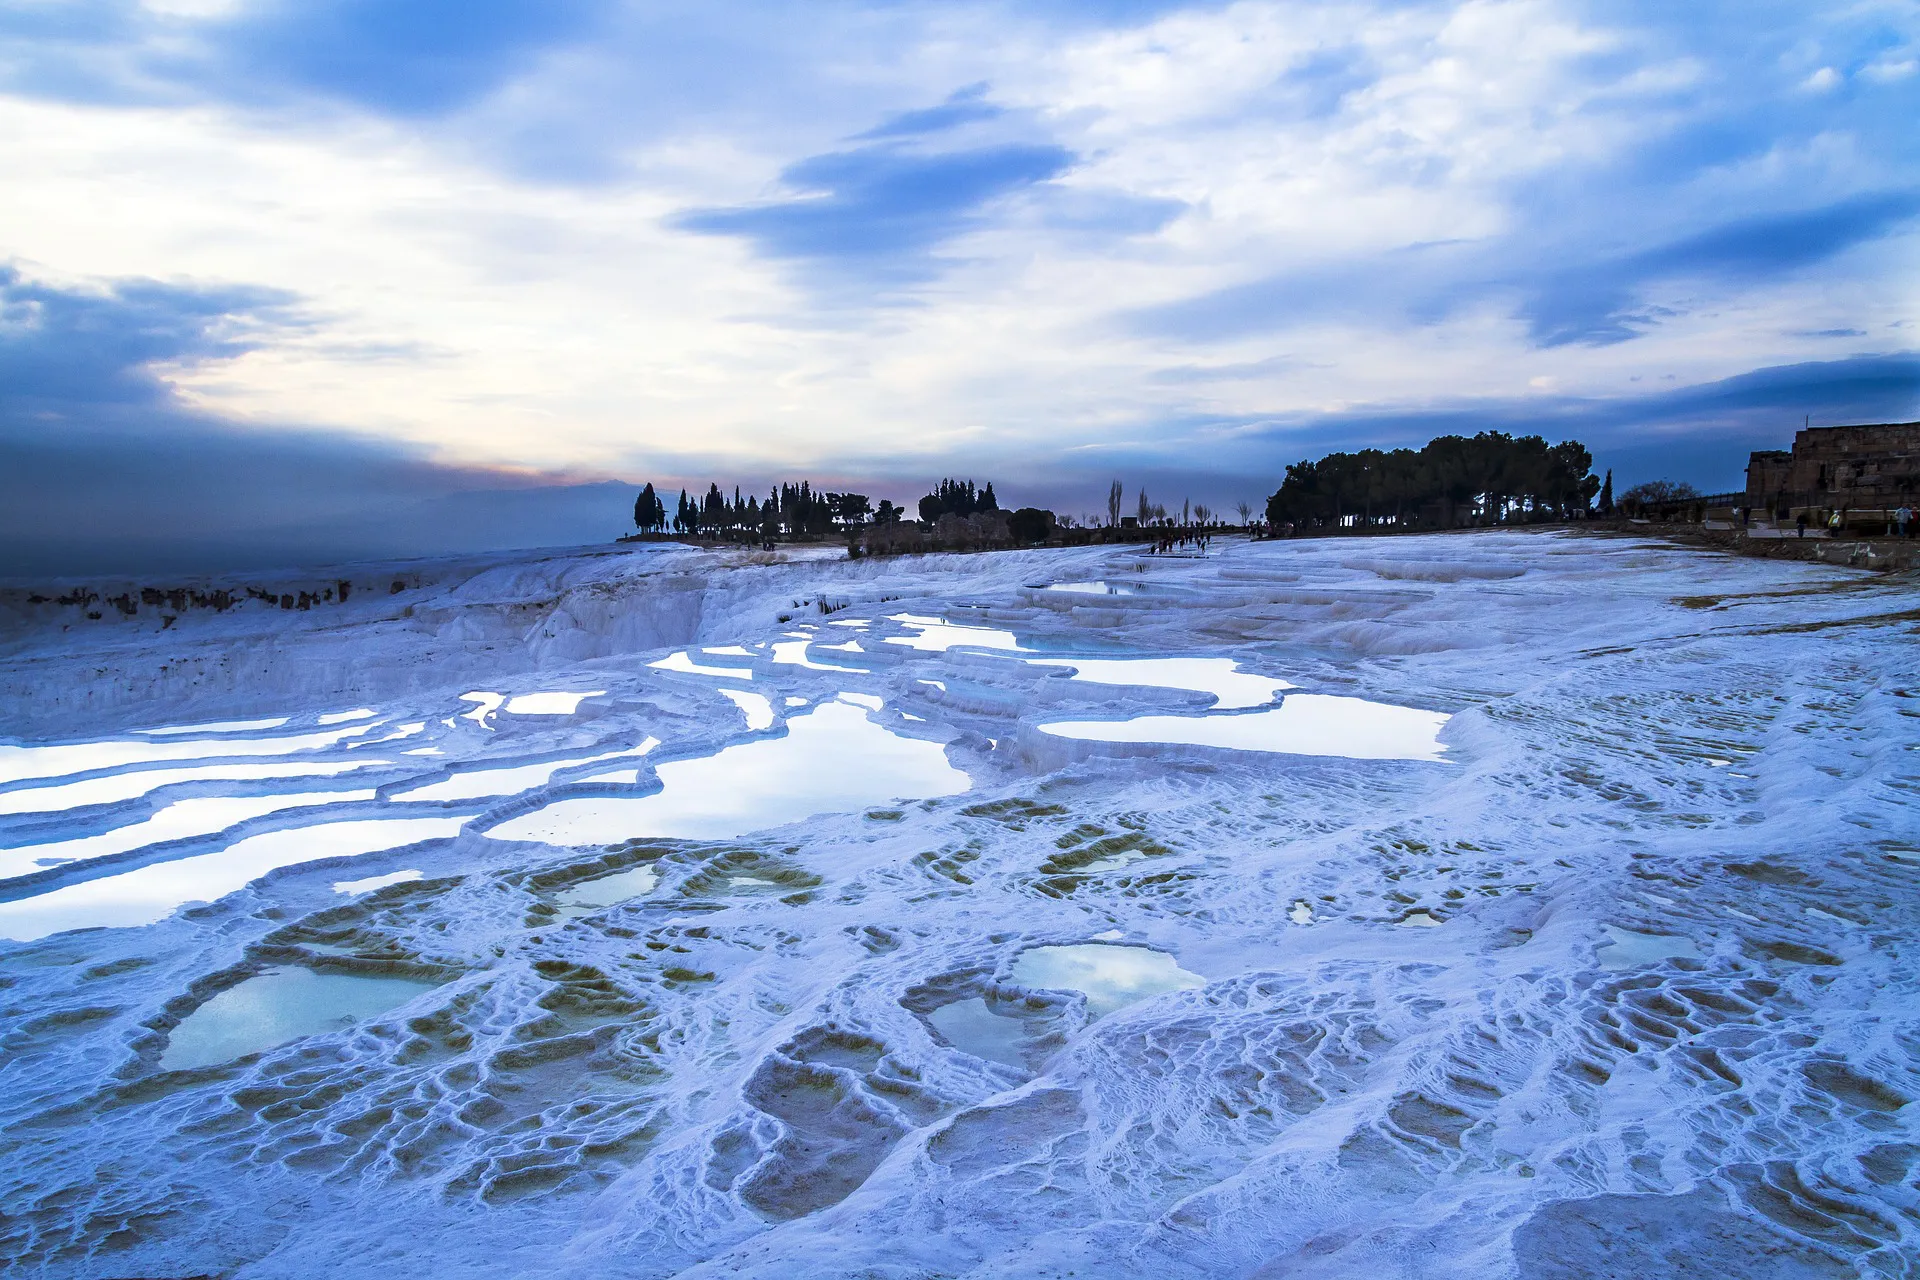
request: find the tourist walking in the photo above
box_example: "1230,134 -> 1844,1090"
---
1898,504 -> 1913,539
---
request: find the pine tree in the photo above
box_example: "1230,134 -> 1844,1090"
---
1600,469 -> 1613,513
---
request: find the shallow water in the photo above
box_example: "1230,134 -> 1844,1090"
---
1038,692 -> 1449,761
770,640 -> 867,673
1039,581 -> 1136,596
554,864 -> 660,918
159,967 -> 440,1072
0,760 -> 379,816
884,615 -> 1025,653
390,744 -> 655,802
928,997 -> 1029,1068
1029,656 -> 1292,710
719,689 -> 776,731
488,698 -> 969,845
1597,924 -> 1701,969
0,816 -> 467,941
503,691 -> 604,715
0,724 -> 377,788
1,789 -> 380,882
333,869 -> 422,895
1010,943 -> 1205,1018
649,652 -> 754,679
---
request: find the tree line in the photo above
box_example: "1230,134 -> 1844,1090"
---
1264,432 -> 1600,530
633,478 -> 993,541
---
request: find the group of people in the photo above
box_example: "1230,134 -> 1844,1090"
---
1778,505 -> 1915,538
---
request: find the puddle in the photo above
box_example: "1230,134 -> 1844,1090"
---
159,967 -> 439,1072
0,760 -> 378,816
703,646 -> 753,657
459,692 -> 504,726
1398,910 -> 1443,927
884,615 -> 1025,653
139,717 -> 292,737
1039,581 -> 1136,596
2,789 -> 381,882
504,691 -> 604,716
1597,925 -> 1701,970
390,744 -> 655,802
650,652 -> 753,680
1290,900 -> 1314,924
1029,657 -> 1293,710
771,641 -> 867,673
1080,849 -> 1149,873
1038,693 -> 1449,761
554,865 -> 660,918
489,697 -> 969,844
0,816 -> 466,941
0,724 -> 378,788
318,709 -> 376,726
928,997 -> 1029,1068
720,689 -> 775,731
333,869 -> 422,895
828,619 -> 869,629
784,697 -> 808,707
1010,943 -> 1205,1018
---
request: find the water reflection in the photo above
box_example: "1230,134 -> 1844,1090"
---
554,865 -> 660,918
1029,656 -> 1291,710
1011,943 -> 1204,1018
489,697 -> 969,845
928,997 -> 1029,1068
0,816 -> 466,941
2,789 -> 380,882
1039,693 -> 1449,761
1597,925 -> 1700,969
160,967 -> 439,1071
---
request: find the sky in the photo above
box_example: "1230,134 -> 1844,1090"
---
2,0 -> 1917,574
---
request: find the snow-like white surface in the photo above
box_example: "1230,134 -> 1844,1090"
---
138,716 -> 292,736
1,531 -> 1916,1278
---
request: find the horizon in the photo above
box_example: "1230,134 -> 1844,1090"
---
3,1 -> 1916,575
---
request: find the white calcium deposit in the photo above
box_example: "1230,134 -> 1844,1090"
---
0,532 -> 1912,1278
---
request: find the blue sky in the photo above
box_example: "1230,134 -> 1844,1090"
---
2,0 -> 1916,568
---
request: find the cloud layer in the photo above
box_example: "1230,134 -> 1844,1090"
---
1,0 -> 1916,570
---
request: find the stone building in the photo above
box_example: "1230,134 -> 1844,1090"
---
1745,422 -> 1920,515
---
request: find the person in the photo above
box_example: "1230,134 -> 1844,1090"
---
1796,511 -> 1808,538
1828,509 -> 1843,536
1898,504 -> 1913,539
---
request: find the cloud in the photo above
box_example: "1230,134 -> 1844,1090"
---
0,266 -> 630,577
0,264 -> 303,407
852,83 -> 1003,140
676,140 -> 1076,277
1522,191 -> 1920,346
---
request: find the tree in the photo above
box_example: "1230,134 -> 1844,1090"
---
633,483 -> 664,532
1192,503 -> 1210,525
1264,432 -> 1600,532
979,482 -> 998,512
1137,487 -> 1151,524
1108,480 -> 1123,528
1235,500 -> 1252,526
1600,469 -> 1614,513
1620,480 -> 1699,506
874,499 -> 903,525
1009,507 -> 1055,544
